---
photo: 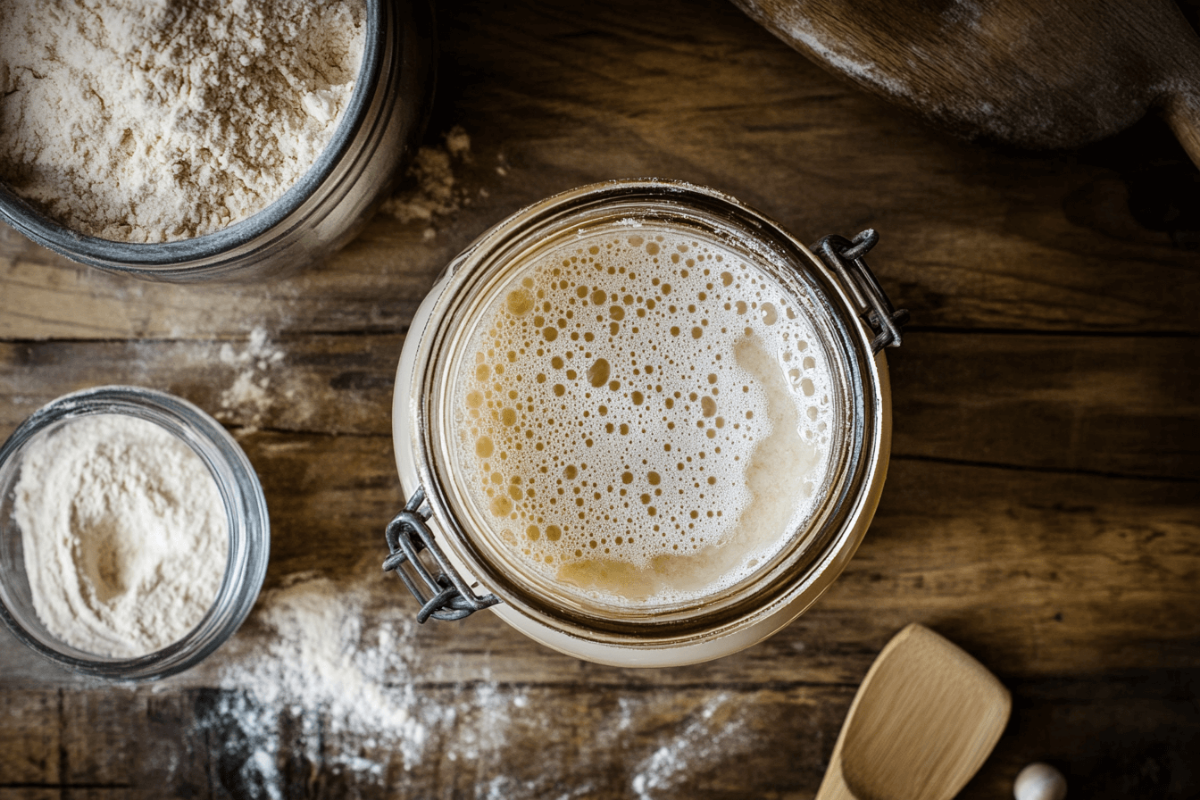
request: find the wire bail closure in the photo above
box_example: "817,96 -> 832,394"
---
812,230 -> 909,353
383,486 -> 500,622
386,227 -> 903,626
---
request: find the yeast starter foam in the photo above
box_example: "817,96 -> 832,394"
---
449,227 -> 837,605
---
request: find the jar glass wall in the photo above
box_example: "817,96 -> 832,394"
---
390,180 -> 901,666
0,386 -> 269,680
0,0 -> 434,282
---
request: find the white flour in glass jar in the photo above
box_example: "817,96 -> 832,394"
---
0,0 -> 365,243
14,414 -> 228,658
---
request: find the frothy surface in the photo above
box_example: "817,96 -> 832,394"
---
450,227 -> 836,605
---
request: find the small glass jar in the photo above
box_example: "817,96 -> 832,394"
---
0,0 -> 434,282
386,180 -> 907,667
0,386 -> 269,680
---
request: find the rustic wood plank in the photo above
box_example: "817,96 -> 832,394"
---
5,330 -> 1196,480
971,672 -> 1200,800
0,691 -> 204,800
1,0 -> 1197,340
2,448 -> 1194,688
0,692 -> 59,786
0,236 -> 437,343
0,685 -> 851,800
1,674 -> 1195,800
810,459 -> 1200,677
0,335 -> 404,437
888,332 -> 1200,480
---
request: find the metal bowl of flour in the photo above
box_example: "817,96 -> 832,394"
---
0,387 -> 269,680
0,0 -> 434,282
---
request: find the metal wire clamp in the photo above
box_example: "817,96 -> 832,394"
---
382,486 -> 500,622
811,230 -> 909,353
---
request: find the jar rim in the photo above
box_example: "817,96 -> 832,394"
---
0,385 -> 270,681
395,180 -> 889,654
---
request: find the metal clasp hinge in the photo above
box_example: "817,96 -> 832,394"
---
812,230 -> 909,353
382,486 -> 500,623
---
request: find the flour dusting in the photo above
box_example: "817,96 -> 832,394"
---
629,694 -> 752,799
187,570 -> 769,797
381,126 -> 481,238
200,573 -> 532,795
217,327 -> 287,430
209,575 -> 431,776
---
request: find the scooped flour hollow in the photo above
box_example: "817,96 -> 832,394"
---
14,414 -> 229,658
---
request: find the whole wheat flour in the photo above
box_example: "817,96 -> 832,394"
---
0,0 -> 365,243
382,126 -> 476,238
14,414 -> 228,657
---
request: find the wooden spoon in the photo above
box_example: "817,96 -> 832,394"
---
731,0 -> 1200,170
815,624 -> 1012,800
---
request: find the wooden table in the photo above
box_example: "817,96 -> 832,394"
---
2,1 -> 1198,797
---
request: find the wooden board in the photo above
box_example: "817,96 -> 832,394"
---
1,0 -> 1198,798
729,0 -> 1200,165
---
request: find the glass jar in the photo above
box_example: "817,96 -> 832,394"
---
0,386 -> 269,680
0,0 -> 434,282
386,180 -> 907,667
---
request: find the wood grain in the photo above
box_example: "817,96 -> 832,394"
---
0,0 -> 1197,798
730,0 -> 1200,166
889,333 -> 1200,480
0,676 -> 1195,800
5,331 -> 1195,478
2,448 -> 1194,688
826,625 -> 1010,800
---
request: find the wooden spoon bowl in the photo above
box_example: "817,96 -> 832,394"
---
816,624 -> 1012,800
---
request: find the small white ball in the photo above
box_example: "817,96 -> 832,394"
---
1014,762 -> 1067,800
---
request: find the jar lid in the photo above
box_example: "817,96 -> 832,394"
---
390,180 -> 904,664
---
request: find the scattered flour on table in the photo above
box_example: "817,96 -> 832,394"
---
198,573 -> 761,798
212,575 -> 428,777
381,126 -> 486,238
628,694 -> 752,800
14,414 -> 227,658
125,325 -> 301,431
0,0 -> 364,242
204,573 -> 531,794
216,327 -> 288,430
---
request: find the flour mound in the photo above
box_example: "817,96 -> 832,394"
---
14,414 -> 228,658
0,0 -> 365,243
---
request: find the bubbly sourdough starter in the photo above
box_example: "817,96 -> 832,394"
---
451,228 -> 836,605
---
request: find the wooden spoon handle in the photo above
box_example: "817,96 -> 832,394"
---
814,750 -> 859,800
1157,4 -> 1200,171
1164,89 -> 1200,171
